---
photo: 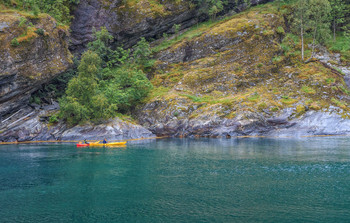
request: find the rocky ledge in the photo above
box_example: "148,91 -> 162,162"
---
138,102 -> 350,138
0,106 -> 155,142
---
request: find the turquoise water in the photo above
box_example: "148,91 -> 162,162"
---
0,138 -> 350,222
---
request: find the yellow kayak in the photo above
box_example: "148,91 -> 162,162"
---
89,141 -> 127,146
89,141 -> 100,146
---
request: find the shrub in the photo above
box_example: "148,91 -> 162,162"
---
35,28 -> 44,35
18,17 -> 27,27
102,66 -> 153,112
11,38 -> 19,47
49,114 -> 59,124
276,26 -> 285,35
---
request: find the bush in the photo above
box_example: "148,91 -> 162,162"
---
18,17 -> 27,27
276,26 -> 285,35
132,37 -> 154,71
49,114 -> 59,124
35,28 -> 44,35
59,97 -> 90,125
11,38 -> 19,47
102,66 -> 153,112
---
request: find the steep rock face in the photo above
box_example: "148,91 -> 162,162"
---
137,3 -> 350,137
69,0 -> 273,53
0,13 -> 72,118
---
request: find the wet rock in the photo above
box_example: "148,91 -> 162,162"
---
60,118 -> 155,141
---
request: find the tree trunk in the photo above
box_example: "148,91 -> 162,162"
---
333,18 -> 336,42
301,20 -> 304,62
311,19 -> 318,59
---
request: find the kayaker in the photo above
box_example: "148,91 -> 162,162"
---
103,138 -> 107,144
84,139 -> 89,144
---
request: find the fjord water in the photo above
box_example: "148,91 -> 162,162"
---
0,138 -> 350,222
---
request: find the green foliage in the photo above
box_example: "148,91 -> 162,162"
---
173,24 -> 181,35
49,114 -> 59,124
34,28 -> 44,35
29,95 -> 41,104
18,17 -> 27,27
59,97 -> 90,125
272,56 -> 282,63
153,19 -> 217,53
290,0 -> 333,61
32,4 -> 40,16
88,27 -> 113,63
10,38 -> 19,47
276,26 -> 285,35
59,50 -> 116,125
88,27 -> 130,68
192,0 -> 227,20
101,66 -> 153,112
329,0 -> 347,40
162,32 -> 168,40
327,33 -> 350,61
59,27 -> 153,125
173,24 -> 181,40
2,0 -> 79,24
132,37 -> 154,71
248,92 -> 260,102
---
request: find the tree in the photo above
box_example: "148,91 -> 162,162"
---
192,0 -> 227,20
307,0 -> 331,59
132,37 -> 153,71
292,0 -> 331,62
88,27 -> 113,65
88,27 -> 130,68
292,0 -> 308,61
101,67 -> 153,112
59,51 -> 116,125
329,0 -> 347,41
208,0 -> 224,20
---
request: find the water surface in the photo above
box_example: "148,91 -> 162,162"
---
0,138 -> 350,222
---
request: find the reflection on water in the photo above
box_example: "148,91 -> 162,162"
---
0,137 -> 350,222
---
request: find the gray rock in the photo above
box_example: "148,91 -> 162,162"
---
137,98 -> 350,138
69,0 -> 274,54
60,118 -> 155,141
0,14 -> 72,118
0,108 -> 155,142
0,22 -> 9,32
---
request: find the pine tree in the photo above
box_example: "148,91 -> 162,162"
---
329,0 -> 347,41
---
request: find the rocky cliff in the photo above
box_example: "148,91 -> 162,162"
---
69,0 -> 273,53
0,12 -> 72,118
1,0 -> 350,142
137,2 -> 350,137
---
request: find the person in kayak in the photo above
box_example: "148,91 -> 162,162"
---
84,139 -> 89,144
103,138 -> 107,144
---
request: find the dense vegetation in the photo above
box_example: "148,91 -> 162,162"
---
59,28 -> 153,125
0,0 -> 79,24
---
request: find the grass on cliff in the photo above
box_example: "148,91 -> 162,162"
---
147,0 -> 350,120
153,20 -> 218,53
326,34 -> 350,63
